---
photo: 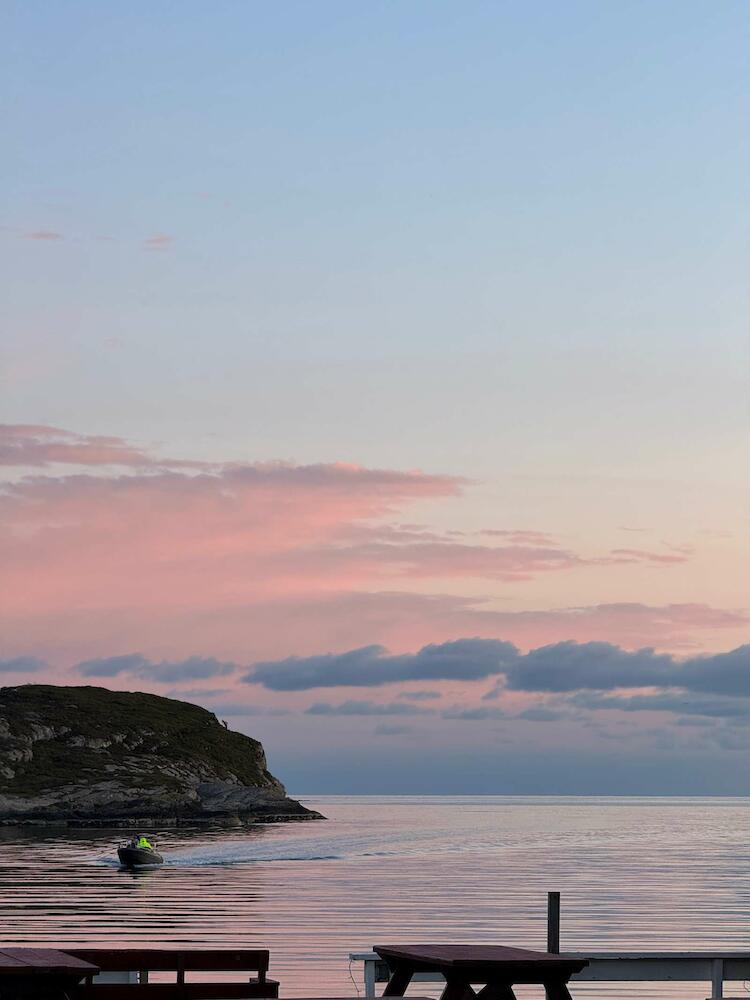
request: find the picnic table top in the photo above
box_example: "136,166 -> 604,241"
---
374,944 -> 588,971
0,948 -> 100,977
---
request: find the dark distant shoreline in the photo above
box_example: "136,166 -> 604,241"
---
0,812 -> 322,829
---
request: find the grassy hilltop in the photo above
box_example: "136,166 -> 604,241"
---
0,684 -> 320,826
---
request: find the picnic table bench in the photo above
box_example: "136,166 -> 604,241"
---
374,944 -> 588,1000
66,949 -> 279,1000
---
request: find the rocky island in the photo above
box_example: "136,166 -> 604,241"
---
0,685 -> 322,826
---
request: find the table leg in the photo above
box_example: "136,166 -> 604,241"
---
439,977 -> 479,1000
543,981 -> 573,1000
475,983 -> 517,1000
383,963 -> 414,996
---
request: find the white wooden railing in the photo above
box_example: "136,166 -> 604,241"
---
349,892 -> 750,998
348,949 -> 750,998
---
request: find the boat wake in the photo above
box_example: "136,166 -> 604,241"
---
94,830 -> 405,867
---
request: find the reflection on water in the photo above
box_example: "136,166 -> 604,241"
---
1,796 -> 750,999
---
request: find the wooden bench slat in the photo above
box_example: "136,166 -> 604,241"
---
65,948 -> 278,1000
67,952 -> 270,974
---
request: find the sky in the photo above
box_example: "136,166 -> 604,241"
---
1,1 -> 749,794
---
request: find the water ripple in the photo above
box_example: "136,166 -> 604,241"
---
1,796 -> 750,1000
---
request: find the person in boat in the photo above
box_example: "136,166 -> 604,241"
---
131,834 -> 153,850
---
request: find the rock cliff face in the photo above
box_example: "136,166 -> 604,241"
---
0,685 -> 322,826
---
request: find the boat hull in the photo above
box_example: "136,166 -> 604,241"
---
117,846 -> 164,867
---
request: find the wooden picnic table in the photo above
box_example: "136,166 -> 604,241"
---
374,944 -> 588,1000
0,948 -> 100,1000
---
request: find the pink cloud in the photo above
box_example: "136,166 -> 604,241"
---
606,547 -> 689,566
465,601 -> 749,651
0,456 -> 463,621
4,592 -> 743,673
290,522 -> 689,581
143,233 -> 172,249
24,231 -> 63,241
0,424 -> 204,468
480,529 -> 557,546
0,426 -> 716,675
307,537 -> 585,581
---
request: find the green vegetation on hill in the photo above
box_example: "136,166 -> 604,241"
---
0,685 -> 275,793
0,684 -> 319,825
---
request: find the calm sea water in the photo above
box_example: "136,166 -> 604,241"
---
1,796 -> 750,1000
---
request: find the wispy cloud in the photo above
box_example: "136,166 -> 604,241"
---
442,705 -> 508,720
11,229 -> 176,249
24,230 -> 63,241
569,690 -> 750,720
78,654 -> 237,682
0,656 -> 46,673
208,703 -> 291,717
606,547 -> 689,566
480,529 -> 557,546
0,424 -> 203,468
398,690 -> 442,701
306,699 -> 434,716
143,233 -> 173,249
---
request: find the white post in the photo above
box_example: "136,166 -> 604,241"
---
364,958 -> 376,999
711,958 -> 724,999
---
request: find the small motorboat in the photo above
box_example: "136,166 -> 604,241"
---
117,840 -> 164,867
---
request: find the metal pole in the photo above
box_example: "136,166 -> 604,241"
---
711,958 -> 724,999
547,892 -> 560,954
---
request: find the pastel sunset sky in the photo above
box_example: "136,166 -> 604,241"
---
2,1 -> 749,792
